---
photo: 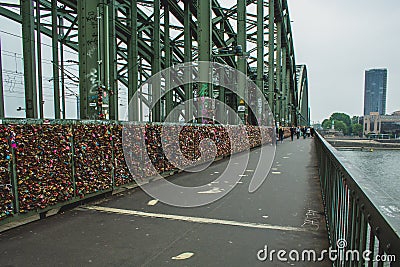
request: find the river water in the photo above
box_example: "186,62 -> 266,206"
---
339,149 -> 400,202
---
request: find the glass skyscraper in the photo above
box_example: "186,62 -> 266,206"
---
364,69 -> 387,115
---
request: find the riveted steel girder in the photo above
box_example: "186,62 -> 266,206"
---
0,0 -> 306,126
21,0 -> 38,118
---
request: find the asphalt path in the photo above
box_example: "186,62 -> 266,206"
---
0,138 -> 330,266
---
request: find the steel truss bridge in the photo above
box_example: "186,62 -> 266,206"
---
0,0 -> 309,126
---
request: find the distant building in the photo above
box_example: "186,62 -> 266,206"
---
363,69 -> 387,115
363,111 -> 400,138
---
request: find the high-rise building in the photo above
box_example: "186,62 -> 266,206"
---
363,69 -> 387,115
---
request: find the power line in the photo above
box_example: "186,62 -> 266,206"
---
0,29 -> 78,56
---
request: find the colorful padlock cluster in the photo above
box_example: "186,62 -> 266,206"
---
0,122 -> 273,220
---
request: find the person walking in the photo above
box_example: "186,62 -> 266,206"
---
279,126 -> 284,143
290,125 -> 295,141
302,126 -> 307,139
296,126 -> 301,139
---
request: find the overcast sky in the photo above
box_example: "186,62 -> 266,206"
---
287,0 -> 400,123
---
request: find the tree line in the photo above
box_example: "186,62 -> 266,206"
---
322,112 -> 363,136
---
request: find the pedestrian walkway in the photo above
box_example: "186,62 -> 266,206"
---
0,138 -> 330,266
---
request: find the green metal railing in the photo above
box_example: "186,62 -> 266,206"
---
315,132 -> 399,266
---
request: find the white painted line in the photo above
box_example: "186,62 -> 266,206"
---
84,206 -> 308,232
147,199 -> 159,206
245,170 -> 254,172
197,187 -> 223,194
172,252 -> 194,260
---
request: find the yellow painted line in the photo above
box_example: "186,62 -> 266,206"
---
84,205 -> 308,233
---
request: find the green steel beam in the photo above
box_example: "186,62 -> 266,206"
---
198,0 -> 212,123
60,17 -> 66,119
0,5 -> 78,52
281,46 -> 287,125
217,19 -> 226,124
276,20 -> 282,125
217,68 -> 226,124
128,0 -> 139,121
21,0 -> 38,118
77,0 -> 104,120
108,0 -> 118,120
256,0 -> 264,124
198,0 -> 212,83
237,0 -> 246,123
99,0 -> 109,119
2,0 -> 302,125
183,0 -> 193,122
286,62 -> 291,125
51,0 -> 61,119
36,1 -> 44,119
267,0 -> 275,120
211,0 -> 237,68
0,38 -> 4,118
152,0 -> 161,122
164,1 -> 173,121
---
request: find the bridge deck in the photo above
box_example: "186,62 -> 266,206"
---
0,138 -> 329,266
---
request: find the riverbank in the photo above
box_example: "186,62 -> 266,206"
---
324,138 -> 400,150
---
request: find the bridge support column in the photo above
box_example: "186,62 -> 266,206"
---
237,0 -> 247,124
217,19 -> 226,124
286,66 -> 291,125
256,0 -> 264,125
0,38 -> 4,118
108,0 -> 118,121
51,0 -> 61,119
184,0 -> 193,122
281,47 -> 287,126
164,1 -> 173,121
36,1 -> 44,119
276,21 -> 282,126
198,0 -> 212,123
21,0 -> 38,118
151,0 -> 162,122
268,0 -> 275,122
78,0 -> 111,120
128,0 -> 139,121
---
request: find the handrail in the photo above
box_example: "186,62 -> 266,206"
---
315,131 -> 399,266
